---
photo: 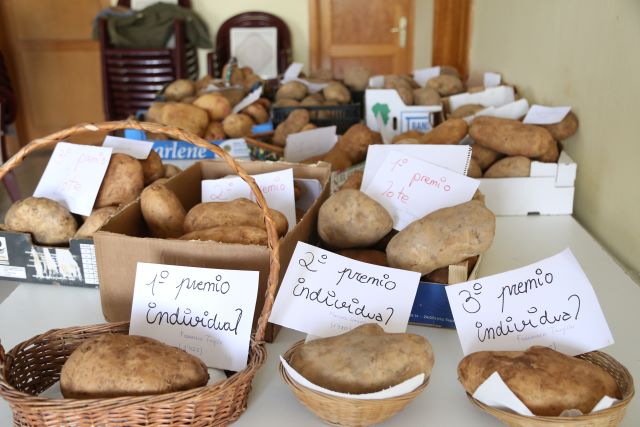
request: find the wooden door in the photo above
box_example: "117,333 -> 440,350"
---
432,0 -> 473,79
0,0 -> 110,144
310,0 -> 415,78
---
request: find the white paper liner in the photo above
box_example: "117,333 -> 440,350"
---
473,372 -> 619,417
280,356 -> 425,400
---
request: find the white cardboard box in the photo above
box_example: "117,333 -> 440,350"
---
478,151 -> 577,215
365,89 -> 442,136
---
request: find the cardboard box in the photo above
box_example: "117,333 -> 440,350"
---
94,160 -> 332,342
0,231 -> 99,287
478,151 -> 576,215
410,256 -> 482,328
365,89 -> 442,137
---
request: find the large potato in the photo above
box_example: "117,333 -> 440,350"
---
276,81 -> 308,101
95,153 -> 144,208
450,103 -> 485,119
458,346 -> 620,416
335,123 -> 381,163
391,130 -> 423,144
146,102 -> 166,122
538,111 -> 579,140
140,184 -> 185,238
472,144 -> 503,170
384,76 -> 413,105
183,198 -> 288,237
222,113 -> 254,138
160,103 -> 209,137
204,121 -> 225,141
420,118 -> 468,145
193,93 -> 231,121
323,82 -> 351,104
163,79 -> 195,101
483,156 -> 531,178
339,170 -> 363,191
321,147 -> 352,170
337,249 -> 388,267
387,200 -> 495,275
536,140 -> 560,163
75,206 -> 117,239
140,149 -> 164,185
426,74 -> 464,96
318,189 -> 393,249
467,158 -> 483,178
163,164 -> 182,178
289,324 -> 433,394
179,225 -> 267,245
413,87 -> 441,106
5,197 -> 77,245
273,109 -> 310,146
273,98 -> 300,108
61,334 -> 209,399
343,66 -> 371,91
469,116 -> 554,157
242,102 -> 269,124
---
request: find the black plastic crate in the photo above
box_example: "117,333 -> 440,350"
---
272,103 -> 362,134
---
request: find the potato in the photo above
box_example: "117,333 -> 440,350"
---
273,109 -> 310,146
5,197 -> 77,245
300,96 -> 322,107
276,81 -> 308,101
538,111 -> 579,140
458,346 -> 620,416
140,184 -> 185,238
255,97 -> 271,111
163,79 -> 195,101
140,150 -> 164,185
339,170 -> 363,191
484,156 -> 531,178
60,334 -> 209,399
467,158 -> 483,178
289,324 -> 433,394
323,82 -> 351,104
193,93 -> 231,121
337,249 -> 387,266
343,66 -> 371,91
397,74 -> 419,88
160,103 -> 209,137
146,102 -> 166,123
386,200 -> 495,275
472,144 -> 503,170
181,96 -> 196,104
300,123 -> 317,131
194,74 -> 214,93
242,102 -> 269,124
309,68 -> 333,80
536,140 -> 560,163
75,206 -> 117,239
420,118 -> 468,145
450,104 -> 485,119
179,225 -> 267,245
95,154 -> 144,208
391,130 -> 423,144
426,74 -> 464,96
439,65 -> 461,77
164,164 -> 182,178
470,116 -> 554,157
274,99 -> 300,108
219,88 -> 245,107
320,147 -> 352,171
318,189 -> 393,249
222,113 -> 254,138
183,198 -> 288,237
149,177 -> 168,187
204,121 -> 226,140
221,63 -> 244,86
384,76 -> 413,105
243,73 -> 262,91
413,87 -> 441,106
335,123 -> 381,163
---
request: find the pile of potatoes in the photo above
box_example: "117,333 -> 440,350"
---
378,66 -> 464,107
274,80 -> 352,109
2,152 -> 181,245
140,186 -> 289,245
316,187 -> 495,283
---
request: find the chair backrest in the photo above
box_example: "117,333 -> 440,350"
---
0,52 -> 16,130
211,11 -> 292,78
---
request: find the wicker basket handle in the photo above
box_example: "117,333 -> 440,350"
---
0,120 -> 281,343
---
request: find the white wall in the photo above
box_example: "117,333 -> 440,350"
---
469,0 -> 640,280
413,0 -> 434,69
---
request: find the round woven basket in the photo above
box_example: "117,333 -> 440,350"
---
466,351 -> 635,427
279,340 -> 430,426
0,120 -> 282,426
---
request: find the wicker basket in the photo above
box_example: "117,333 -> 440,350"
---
279,340 -> 430,426
466,351 -> 635,427
0,120 -> 282,426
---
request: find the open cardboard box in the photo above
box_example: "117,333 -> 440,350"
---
365,89 -> 443,137
94,160 -> 331,342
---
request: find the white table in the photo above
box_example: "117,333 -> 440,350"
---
0,216 -> 638,426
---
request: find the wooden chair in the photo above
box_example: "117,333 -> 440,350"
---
0,52 -> 21,202
207,11 -> 292,78
98,0 -> 198,120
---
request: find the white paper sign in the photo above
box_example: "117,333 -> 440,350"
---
413,66 -> 441,87
282,62 -> 304,81
363,151 -> 479,230
201,169 -> 296,232
103,135 -> 153,159
232,86 -> 263,114
445,249 -> 614,356
284,126 -> 338,162
269,242 -> 421,337
129,262 -> 259,371
33,143 -> 112,216
362,144 -> 472,190
523,105 -> 571,125
368,75 -> 385,88
483,72 -> 502,88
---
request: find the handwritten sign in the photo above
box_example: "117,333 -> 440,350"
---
103,135 -> 153,159
129,262 -> 259,371
445,249 -> 614,356
362,151 -> 479,230
483,72 -> 502,88
269,242 -> 421,337
284,126 -> 338,162
201,169 -> 296,231
33,142 -> 112,216
413,66 -> 441,87
362,144 -> 472,190
523,105 -> 571,125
